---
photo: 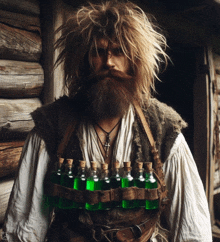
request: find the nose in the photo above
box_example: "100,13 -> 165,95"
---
106,51 -> 115,69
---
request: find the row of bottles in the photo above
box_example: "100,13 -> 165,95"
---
45,158 -> 159,210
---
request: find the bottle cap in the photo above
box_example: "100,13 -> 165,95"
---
80,160 -> 86,168
144,162 -> 153,172
123,161 -> 131,171
113,160 -> 120,169
67,159 -> 73,167
101,163 -> 108,170
123,161 -> 131,168
91,161 -> 97,170
137,162 -> 143,170
58,158 -> 64,168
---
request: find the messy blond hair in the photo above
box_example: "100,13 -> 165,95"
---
55,0 -> 168,101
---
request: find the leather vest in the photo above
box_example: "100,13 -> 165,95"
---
31,95 -> 187,242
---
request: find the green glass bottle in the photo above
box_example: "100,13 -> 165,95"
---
144,162 -> 159,210
110,160 -> 121,208
134,162 -> 145,208
72,160 -> 87,209
99,163 -> 111,210
85,161 -> 100,211
59,159 -> 75,209
45,157 -> 64,207
121,161 -> 134,209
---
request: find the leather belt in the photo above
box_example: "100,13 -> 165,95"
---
90,214 -> 159,242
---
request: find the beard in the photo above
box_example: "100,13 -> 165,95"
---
72,69 -> 137,122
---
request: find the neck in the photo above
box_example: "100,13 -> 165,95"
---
96,117 -> 121,133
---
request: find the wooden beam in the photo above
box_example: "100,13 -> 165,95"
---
0,60 -> 44,98
0,0 -> 40,16
0,98 -> 41,140
0,9 -> 40,33
0,23 -> 42,62
0,141 -> 24,178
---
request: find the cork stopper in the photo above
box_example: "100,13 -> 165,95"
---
67,159 -> 73,168
123,161 -> 131,171
91,161 -> 97,171
80,160 -> 86,168
101,163 -> 108,170
137,162 -> 143,170
144,162 -> 153,173
58,157 -> 64,168
113,160 -> 120,169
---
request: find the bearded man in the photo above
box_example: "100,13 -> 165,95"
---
3,1 -> 212,242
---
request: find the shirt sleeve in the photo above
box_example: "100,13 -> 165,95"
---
3,130 -> 52,242
163,133 -> 212,242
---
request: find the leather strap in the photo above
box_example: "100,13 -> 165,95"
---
44,182 -> 169,205
133,100 -> 155,148
57,120 -> 77,158
116,215 -> 159,242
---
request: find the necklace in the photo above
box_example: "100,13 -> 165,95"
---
94,119 -> 121,159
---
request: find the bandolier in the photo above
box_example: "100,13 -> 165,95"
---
31,96 -> 187,242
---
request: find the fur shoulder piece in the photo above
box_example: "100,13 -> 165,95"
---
31,96 -> 77,156
134,98 -> 188,163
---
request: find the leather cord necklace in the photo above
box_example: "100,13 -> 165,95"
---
94,119 -> 121,159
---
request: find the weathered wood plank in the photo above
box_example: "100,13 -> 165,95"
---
0,23 -> 42,62
0,60 -> 44,98
0,98 -> 41,140
0,60 -> 43,75
0,178 -> 14,224
0,0 -> 40,16
0,9 -> 40,33
0,141 -> 24,178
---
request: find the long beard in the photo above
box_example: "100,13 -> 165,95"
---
73,69 -> 137,121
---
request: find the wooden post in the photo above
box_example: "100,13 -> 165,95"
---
194,47 -> 210,192
206,47 -> 217,225
40,0 -> 65,104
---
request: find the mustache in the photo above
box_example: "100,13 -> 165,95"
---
85,69 -> 133,86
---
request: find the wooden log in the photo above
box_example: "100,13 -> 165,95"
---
0,0 -> 40,16
0,9 -> 40,33
0,60 -> 44,98
0,23 -> 42,62
0,178 -> 14,224
0,98 -> 42,140
0,141 -> 24,178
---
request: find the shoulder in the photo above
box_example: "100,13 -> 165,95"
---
31,96 -> 77,153
143,97 -> 187,133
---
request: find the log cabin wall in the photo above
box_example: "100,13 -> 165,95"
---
0,0 -> 43,226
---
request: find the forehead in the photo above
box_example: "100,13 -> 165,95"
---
96,38 -> 120,49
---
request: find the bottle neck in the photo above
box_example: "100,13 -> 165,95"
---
124,170 -> 132,177
137,169 -> 144,177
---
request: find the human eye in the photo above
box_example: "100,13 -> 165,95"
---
112,47 -> 123,56
91,48 -> 106,57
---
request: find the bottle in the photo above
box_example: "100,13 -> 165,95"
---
134,162 -> 145,208
110,160 -> 121,208
72,160 -> 87,209
45,157 -> 64,207
59,159 -> 75,209
121,161 -> 134,209
85,161 -> 101,211
98,163 -> 111,210
144,162 -> 159,210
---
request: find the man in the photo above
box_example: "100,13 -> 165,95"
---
3,1 -> 212,241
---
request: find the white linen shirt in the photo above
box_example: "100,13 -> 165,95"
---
3,131 -> 212,242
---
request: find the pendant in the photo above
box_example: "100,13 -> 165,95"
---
104,134 -> 111,158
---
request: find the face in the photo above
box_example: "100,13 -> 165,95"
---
91,38 -> 130,74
